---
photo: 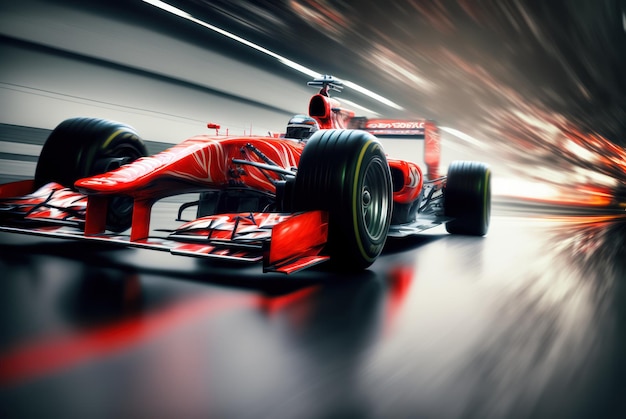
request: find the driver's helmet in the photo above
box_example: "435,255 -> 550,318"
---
285,114 -> 319,140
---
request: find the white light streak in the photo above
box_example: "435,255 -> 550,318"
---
564,139 -> 597,162
142,0 -> 402,110
336,99 -> 380,116
277,58 -> 319,78
493,177 -> 559,200
440,126 -> 484,147
343,80 -> 404,110
512,109 -> 561,136
143,0 -> 190,19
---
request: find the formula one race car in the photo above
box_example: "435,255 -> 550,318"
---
0,76 -> 491,274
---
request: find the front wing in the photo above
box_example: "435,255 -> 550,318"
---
0,183 -> 330,274
0,181 -> 452,273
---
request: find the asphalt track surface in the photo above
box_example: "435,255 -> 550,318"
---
1,131 -> 626,418
2,1 -> 626,418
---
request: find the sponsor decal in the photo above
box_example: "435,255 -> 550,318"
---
366,121 -> 425,130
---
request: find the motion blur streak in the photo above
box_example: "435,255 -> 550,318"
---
2,1 -> 626,417
190,0 -> 626,207
141,0 -> 403,110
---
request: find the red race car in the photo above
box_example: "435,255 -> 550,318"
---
0,76 -> 491,274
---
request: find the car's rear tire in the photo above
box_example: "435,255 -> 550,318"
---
34,117 -> 148,232
444,161 -> 491,236
292,129 -> 393,270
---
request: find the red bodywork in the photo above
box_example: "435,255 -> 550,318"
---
75,136 -> 303,241
0,83 -> 440,274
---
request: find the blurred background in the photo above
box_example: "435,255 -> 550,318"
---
2,0 -> 626,202
1,1 -> 626,418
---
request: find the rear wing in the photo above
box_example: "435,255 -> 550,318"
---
350,118 -> 425,138
349,117 -> 441,179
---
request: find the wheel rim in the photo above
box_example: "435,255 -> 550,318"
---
360,157 -> 390,241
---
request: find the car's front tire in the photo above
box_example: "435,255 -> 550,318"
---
34,117 -> 148,232
292,129 -> 393,270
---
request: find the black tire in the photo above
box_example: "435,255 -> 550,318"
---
34,117 -> 148,232
444,161 -> 491,236
292,129 -> 393,270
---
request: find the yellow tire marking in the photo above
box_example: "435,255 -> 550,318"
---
483,168 -> 491,227
352,139 -> 378,262
102,129 -> 125,149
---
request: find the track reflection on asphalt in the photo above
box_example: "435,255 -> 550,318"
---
1,205 -> 626,419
